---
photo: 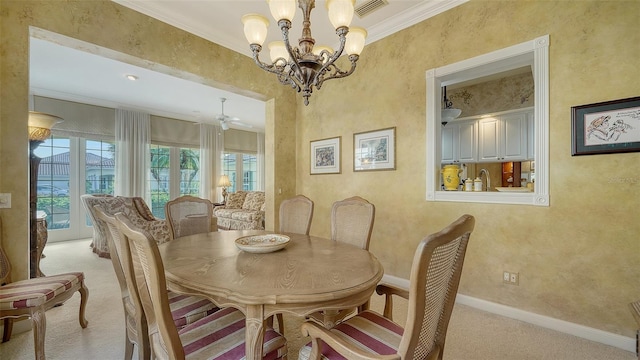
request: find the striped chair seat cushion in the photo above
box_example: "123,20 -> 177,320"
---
0,272 -> 84,310
168,291 -> 219,328
299,310 -> 403,360
171,306 -> 287,360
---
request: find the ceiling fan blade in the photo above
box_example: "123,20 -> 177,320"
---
231,120 -> 253,128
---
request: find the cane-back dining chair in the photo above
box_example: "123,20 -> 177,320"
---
94,206 -> 219,360
307,196 -> 376,328
270,194 -> 315,334
299,214 -> 475,360
331,196 -> 375,250
0,216 -> 89,360
114,213 -> 288,360
165,196 -> 215,240
279,195 -> 314,235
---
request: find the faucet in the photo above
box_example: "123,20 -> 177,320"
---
479,168 -> 491,191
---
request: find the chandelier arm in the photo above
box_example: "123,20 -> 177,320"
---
311,26 -> 348,86
316,54 -> 359,89
249,45 -> 288,76
249,45 -> 302,92
278,19 -> 307,84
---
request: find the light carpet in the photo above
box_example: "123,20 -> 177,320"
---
0,239 -> 634,360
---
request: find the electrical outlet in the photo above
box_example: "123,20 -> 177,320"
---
0,193 -> 11,209
503,270 -> 520,285
510,272 -> 519,285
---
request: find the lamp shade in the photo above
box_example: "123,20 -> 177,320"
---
345,27 -> 367,55
441,108 -> 462,123
267,0 -> 296,21
268,41 -> 289,64
218,175 -> 231,188
28,111 -> 62,141
326,0 -> 355,29
242,14 -> 270,45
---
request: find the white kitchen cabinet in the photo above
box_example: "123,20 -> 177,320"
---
527,111 -> 535,160
478,110 -> 529,162
441,121 -> 476,164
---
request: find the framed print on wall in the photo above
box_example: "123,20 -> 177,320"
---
310,136 -> 341,174
354,127 -> 396,171
571,96 -> 640,156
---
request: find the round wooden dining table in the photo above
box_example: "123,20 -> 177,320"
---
157,229 -> 384,360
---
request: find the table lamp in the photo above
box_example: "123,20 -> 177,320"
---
217,175 -> 231,203
28,111 -> 62,278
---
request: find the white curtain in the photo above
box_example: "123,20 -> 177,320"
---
257,132 -> 265,191
199,124 -> 224,202
115,109 -> 150,205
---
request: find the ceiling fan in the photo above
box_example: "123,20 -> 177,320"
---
213,97 -> 253,130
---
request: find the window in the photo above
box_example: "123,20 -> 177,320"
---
35,136 -> 115,240
222,152 -> 258,192
85,140 -> 115,195
149,144 -> 200,218
179,148 -> 200,196
35,137 -> 71,230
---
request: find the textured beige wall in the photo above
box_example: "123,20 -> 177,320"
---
451,72 -> 535,118
0,1 -> 297,277
296,1 -> 639,337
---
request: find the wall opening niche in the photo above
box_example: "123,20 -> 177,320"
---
426,35 -> 549,206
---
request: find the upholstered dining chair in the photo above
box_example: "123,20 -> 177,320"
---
279,195 -> 314,235
299,214 -> 476,360
113,213 -> 288,360
0,216 -> 89,360
165,195 -> 215,240
94,206 -> 219,360
307,196 -> 376,328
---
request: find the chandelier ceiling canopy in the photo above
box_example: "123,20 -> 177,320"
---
242,0 -> 367,106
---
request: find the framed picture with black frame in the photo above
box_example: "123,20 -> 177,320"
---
571,96 -> 640,156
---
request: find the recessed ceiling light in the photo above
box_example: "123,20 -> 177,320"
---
125,74 -> 138,81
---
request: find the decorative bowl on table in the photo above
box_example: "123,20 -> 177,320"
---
235,234 -> 290,254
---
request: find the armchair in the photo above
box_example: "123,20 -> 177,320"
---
0,217 -> 89,360
81,194 -> 169,258
94,206 -> 219,360
299,214 -> 475,360
114,213 -> 287,360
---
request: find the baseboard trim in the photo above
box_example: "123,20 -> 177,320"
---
381,274 -> 635,353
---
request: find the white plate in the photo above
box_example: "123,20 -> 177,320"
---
235,234 -> 290,254
495,187 -> 532,193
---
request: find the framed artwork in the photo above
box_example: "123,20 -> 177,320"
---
310,136 -> 341,174
571,96 -> 640,156
354,127 -> 396,171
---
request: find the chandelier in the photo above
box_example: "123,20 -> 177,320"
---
242,0 -> 367,106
